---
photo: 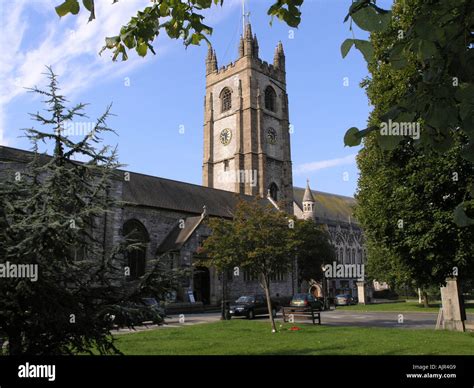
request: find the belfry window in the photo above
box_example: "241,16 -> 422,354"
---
220,88 -> 232,112
265,86 -> 276,112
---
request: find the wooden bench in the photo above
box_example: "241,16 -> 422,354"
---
282,306 -> 321,325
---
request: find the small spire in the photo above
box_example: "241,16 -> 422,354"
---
303,179 -> 316,202
245,22 -> 252,39
274,41 -> 285,71
211,49 -> 218,72
206,45 -> 217,75
238,36 -> 244,58
277,41 -> 284,54
253,33 -> 259,57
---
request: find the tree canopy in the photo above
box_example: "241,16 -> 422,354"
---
354,0 -> 474,293
54,0 -> 304,60
342,0 -> 474,226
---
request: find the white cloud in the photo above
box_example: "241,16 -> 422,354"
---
0,0 -> 240,146
294,153 -> 357,174
0,0 -> 162,145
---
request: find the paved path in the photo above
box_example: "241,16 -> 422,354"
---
112,309 -> 469,334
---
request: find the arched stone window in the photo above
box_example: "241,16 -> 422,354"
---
220,87 -> 232,112
264,86 -> 276,112
269,182 -> 279,201
123,219 -> 149,280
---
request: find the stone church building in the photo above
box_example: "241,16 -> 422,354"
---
0,24 -> 366,307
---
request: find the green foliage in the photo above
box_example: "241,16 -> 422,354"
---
267,0 -> 304,27
354,1 -> 474,290
200,199 -> 333,331
0,68 -> 177,354
200,199 -> 293,282
200,199 -> 292,331
341,0 -> 474,225
54,0 -> 304,61
288,219 -> 336,284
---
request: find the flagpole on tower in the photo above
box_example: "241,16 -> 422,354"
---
242,0 -> 245,34
242,0 -> 250,33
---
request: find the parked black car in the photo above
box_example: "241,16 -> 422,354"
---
228,295 -> 279,319
289,293 -> 324,311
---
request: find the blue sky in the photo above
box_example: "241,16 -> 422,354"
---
0,0 -> 393,197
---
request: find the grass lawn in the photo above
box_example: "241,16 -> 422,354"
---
337,301 -> 474,314
115,320 -> 474,355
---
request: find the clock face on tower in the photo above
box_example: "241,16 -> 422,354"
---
220,128 -> 232,145
267,127 -> 277,144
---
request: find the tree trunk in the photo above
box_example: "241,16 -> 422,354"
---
422,291 -> 429,308
262,276 -> 277,333
220,270 -> 227,320
8,330 -> 22,355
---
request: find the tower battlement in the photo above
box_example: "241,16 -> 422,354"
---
206,23 -> 286,85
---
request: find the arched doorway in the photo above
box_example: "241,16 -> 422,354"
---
193,266 -> 210,305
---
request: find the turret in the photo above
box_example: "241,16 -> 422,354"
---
273,41 -> 285,72
238,36 -> 244,58
302,179 -> 316,220
253,34 -> 259,58
206,45 -> 218,75
242,23 -> 257,58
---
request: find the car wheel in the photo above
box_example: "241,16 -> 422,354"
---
271,308 -> 277,318
247,309 -> 255,320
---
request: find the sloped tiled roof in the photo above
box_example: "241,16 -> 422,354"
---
122,171 -> 264,218
293,186 -> 357,224
0,146 -> 357,224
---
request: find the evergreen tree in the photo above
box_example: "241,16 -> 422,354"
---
0,68 -> 175,354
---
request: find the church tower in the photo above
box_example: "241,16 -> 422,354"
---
202,23 -> 293,211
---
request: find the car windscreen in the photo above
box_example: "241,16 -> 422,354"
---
236,296 -> 254,303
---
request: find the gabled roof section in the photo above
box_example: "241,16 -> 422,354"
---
156,215 -> 204,254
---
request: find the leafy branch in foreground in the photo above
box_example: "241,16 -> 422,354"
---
54,0 -> 304,61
